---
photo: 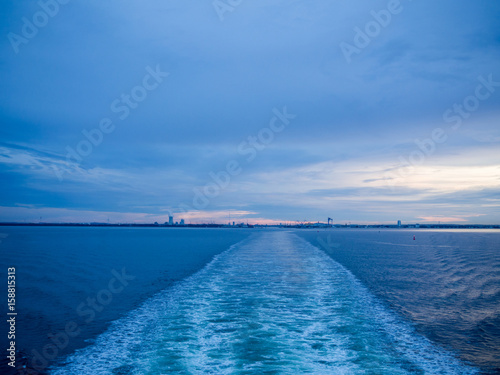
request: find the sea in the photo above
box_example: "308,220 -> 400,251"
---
0,227 -> 499,374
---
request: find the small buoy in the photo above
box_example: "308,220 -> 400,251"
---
413,235 -> 416,240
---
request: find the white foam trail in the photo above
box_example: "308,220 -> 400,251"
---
50,231 -> 478,374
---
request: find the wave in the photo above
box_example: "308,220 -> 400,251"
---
50,231 -> 478,374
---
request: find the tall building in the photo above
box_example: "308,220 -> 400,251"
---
180,219 -> 185,225
397,220 -> 401,227
169,216 -> 173,225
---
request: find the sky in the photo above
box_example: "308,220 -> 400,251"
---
1,0 -> 499,225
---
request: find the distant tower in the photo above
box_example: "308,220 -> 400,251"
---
169,216 -> 173,225
397,220 -> 401,228
180,219 -> 185,225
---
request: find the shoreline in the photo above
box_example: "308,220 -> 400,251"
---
0,223 -> 499,229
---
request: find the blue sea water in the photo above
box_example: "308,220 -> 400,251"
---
0,227 -> 253,374
298,229 -> 500,374
1,227 -> 499,374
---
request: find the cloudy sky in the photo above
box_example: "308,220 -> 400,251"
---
1,0 -> 499,224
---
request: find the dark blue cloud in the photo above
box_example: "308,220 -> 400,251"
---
1,0 -> 499,223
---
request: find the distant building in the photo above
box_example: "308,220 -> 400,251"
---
180,219 -> 185,225
168,216 -> 173,225
397,220 -> 401,227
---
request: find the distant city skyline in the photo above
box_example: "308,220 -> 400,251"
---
1,1 -> 499,225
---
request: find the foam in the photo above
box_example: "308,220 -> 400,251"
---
50,232 -> 479,374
